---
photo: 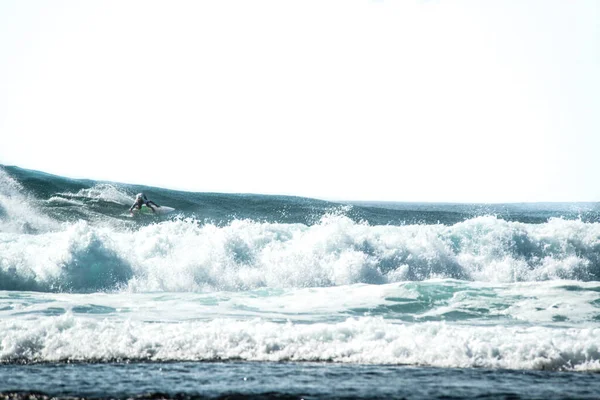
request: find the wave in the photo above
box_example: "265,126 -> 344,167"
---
2,165 -> 600,292
4,165 -> 600,228
0,168 -> 60,234
56,184 -> 134,205
1,215 -> 600,292
1,314 -> 599,371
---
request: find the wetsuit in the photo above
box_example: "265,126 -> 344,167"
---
129,196 -> 159,213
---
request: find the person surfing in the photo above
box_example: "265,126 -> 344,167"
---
129,193 -> 160,215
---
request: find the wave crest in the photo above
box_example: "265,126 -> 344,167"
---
1,215 -> 600,292
2,315 -> 599,371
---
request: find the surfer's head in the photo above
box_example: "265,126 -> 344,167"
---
136,193 -> 147,201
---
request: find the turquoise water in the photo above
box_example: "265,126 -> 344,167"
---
1,165 -> 600,399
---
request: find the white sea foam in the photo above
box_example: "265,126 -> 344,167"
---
3,280 -> 598,326
58,184 -> 133,205
0,169 -> 59,234
47,196 -> 86,206
1,314 -> 598,371
1,215 -> 600,292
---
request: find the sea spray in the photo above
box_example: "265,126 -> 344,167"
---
1,165 -> 600,374
2,215 -> 600,293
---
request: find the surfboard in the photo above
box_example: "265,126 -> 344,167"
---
135,204 -> 175,215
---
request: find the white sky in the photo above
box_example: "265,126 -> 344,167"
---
0,0 -> 598,202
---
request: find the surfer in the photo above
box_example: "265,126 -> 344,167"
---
129,193 -> 159,214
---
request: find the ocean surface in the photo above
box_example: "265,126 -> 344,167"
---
1,165 -> 600,399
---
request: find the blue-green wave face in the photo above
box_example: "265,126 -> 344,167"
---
1,164 -> 600,293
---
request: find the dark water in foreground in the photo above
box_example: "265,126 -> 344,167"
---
2,361 -> 600,400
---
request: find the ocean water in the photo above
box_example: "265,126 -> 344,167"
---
1,165 -> 600,399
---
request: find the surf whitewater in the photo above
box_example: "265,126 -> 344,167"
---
1,165 -> 600,371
